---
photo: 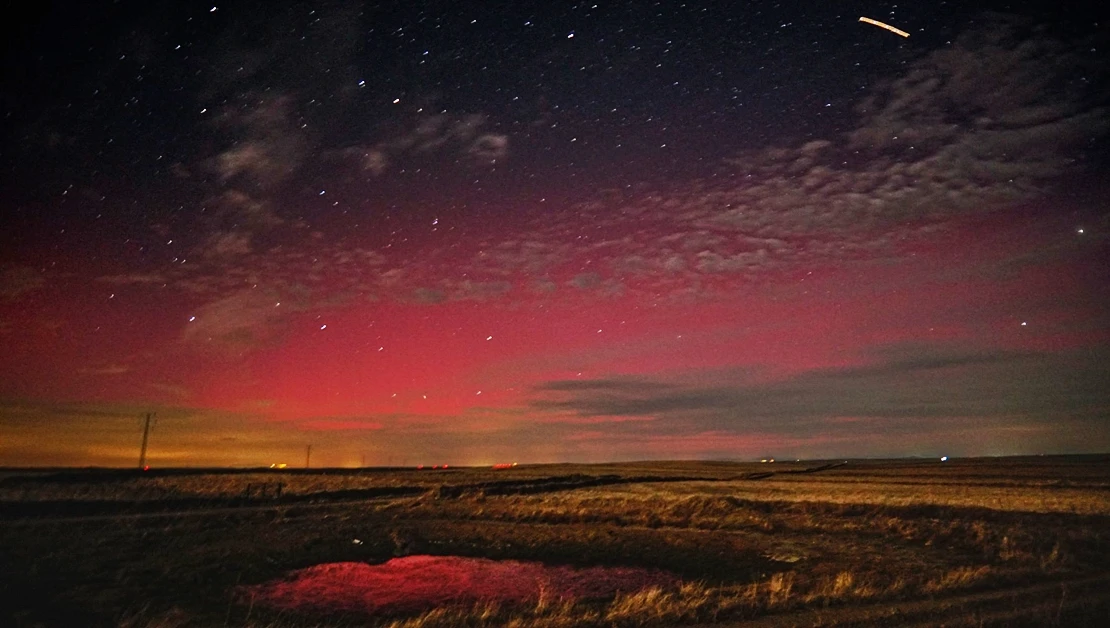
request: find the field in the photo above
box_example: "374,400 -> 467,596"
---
1,456 -> 1108,627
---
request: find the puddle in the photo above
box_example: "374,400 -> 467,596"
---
240,555 -> 680,615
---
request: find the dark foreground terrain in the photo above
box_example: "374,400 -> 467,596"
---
1,456 -> 1108,627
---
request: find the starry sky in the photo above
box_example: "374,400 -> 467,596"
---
2,1 -> 1108,467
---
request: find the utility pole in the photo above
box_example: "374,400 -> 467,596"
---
305,444 -> 312,469
138,412 -> 155,469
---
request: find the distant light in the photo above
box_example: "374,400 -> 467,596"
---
143,465 -> 150,471
941,456 -> 948,462
486,335 -> 493,341
209,7 -> 218,13
188,316 -> 196,322
1021,321 -> 1027,326
1077,228 -> 1085,234
392,98 -> 401,104
320,324 -> 327,330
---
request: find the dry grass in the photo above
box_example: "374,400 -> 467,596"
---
3,457 -> 1109,627
615,477 -> 1110,516
922,565 -> 992,593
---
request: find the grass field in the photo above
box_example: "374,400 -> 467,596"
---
1,456 -> 1108,626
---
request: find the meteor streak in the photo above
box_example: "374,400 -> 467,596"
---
859,17 -> 910,38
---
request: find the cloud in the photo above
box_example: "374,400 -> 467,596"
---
79,14 -> 1106,317
449,280 -> 513,302
200,230 -> 254,259
406,280 -> 514,305
77,364 -> 131,376
532,344 -> 1110,427
298,418 -> 384,431
411,287 -> 447,304
0,265 -> 45,300
181,288 -> 303,352
148,382 -> 191,400
537,379 -> 680,394
568,272 -> 602,290
447,15 -> 1109,296
338,112 -> 512,177
96,273 -> 167,286
211,96 -> 308,190
467,133 -> 509,164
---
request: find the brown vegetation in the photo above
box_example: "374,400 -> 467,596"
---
1,456 -> 1108,626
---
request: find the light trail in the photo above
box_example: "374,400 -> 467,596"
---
859,17 -> 910,38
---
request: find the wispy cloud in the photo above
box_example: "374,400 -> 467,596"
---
181,287 -> 306,352
77,364 -> 131,376
0,265 -> 45,300
48,14 -> 1103,361
533,344 -> 1110,425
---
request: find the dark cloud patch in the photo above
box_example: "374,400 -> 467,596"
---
450,280 -> 513,302
209,95 -> 310,192
96,273 -> 168,286
533,344 -> 1110,426
838,345 -> 1040,377
0,266 -> 46,301
537,379 -> 680,393
33,11 -> 1098,318
333,112 -> 510,178
479,15 -> 1110,294
181,287 -> 309,353
196,1 -> 364,107
568,272 -> 602,290
411,287 -> 447,304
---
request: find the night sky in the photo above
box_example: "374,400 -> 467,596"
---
2,1 -> 1108,467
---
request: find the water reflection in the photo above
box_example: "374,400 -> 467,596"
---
242,554 -> 680,615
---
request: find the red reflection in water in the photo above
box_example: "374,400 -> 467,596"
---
241,555 -> 680,615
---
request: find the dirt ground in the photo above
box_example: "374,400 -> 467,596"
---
1,456 -> 1108,626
